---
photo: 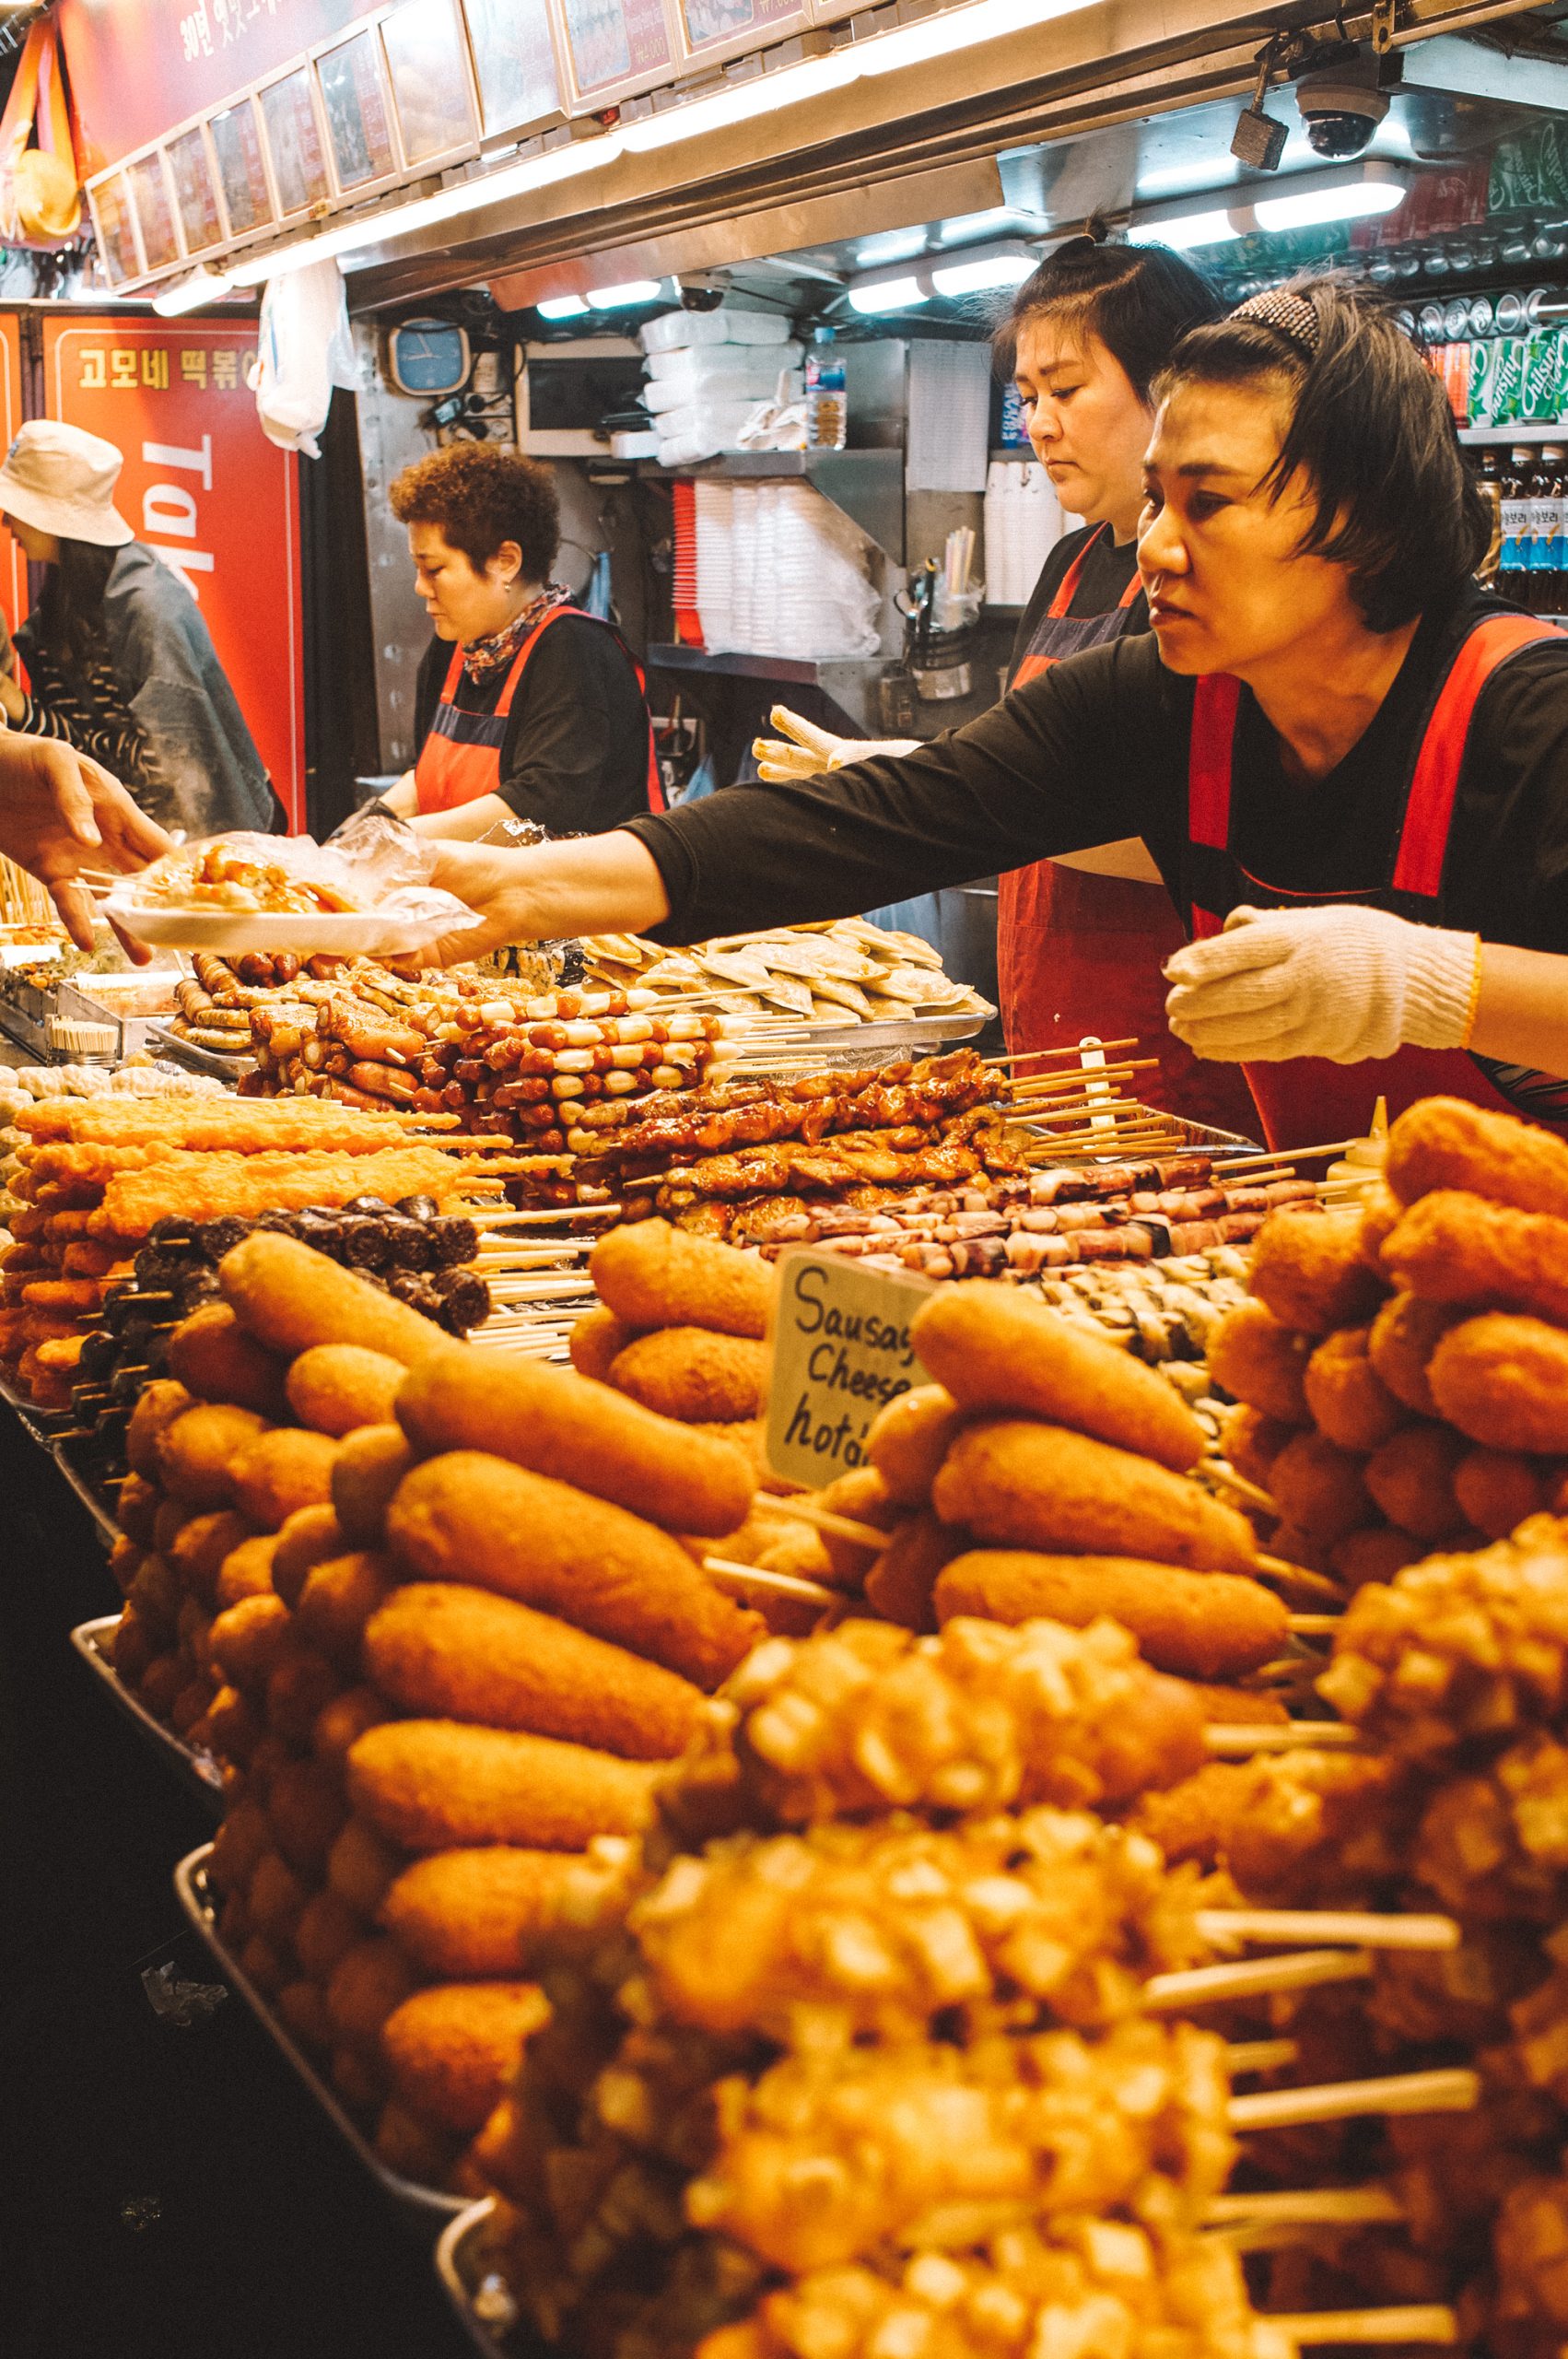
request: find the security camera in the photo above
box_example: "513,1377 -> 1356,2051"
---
1296,48 -> 1389,159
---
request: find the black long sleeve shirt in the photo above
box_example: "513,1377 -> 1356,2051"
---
414,613 -> 651,836
626,585 -> 1568,957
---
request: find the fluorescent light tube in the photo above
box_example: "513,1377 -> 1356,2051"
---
930,251 -> 1035,296
152,267 -> 234,315
586,278 -> 665,308
848,273 -> 929,315
1128,210 -> 1242,252
1253,174 -> 1407,232
536,294 -> 590,319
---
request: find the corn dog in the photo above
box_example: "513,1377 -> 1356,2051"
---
385,1450 -> 762,1688
394,1346 -> 755,1538
568,1305 -> 640,1383
332,1424 -> 416,1547
1386,1096 -> 1568,1218
1303,1326 -> 1410,1453
1268,1429 -> 1372,1548
1330,1525 -> 1424,1590
1364,1421 -> 1469,1543
1429,1313 -> 1568,1454
379,1849 -> 582,1979
607,1328 -> 766,1423
1367,1292 -> 1464,1417
327,1817 -> 404,1918
219,1231 -> 451,1367
156,1403 -> 271,1509
346,1718 -> 657,1850
215,1534 -> 279,1609
864,1384 -> 965,1508
590,1216 -> 774,1339
931,1421 -> 1257,1573
1382,1191 -> 1568,1325
931,1549 -> 1289,1681
1358,1180 -> 1406,1271
293,1551 -> 396,1665
228,1427 -> 339,1532
863,1511 -> 962,1631
166,1304 -> 289,1419
286,1344 -> 406,1439
312,1684 -> 389,1773
1248,1203 -> 1387,1333
909,1283 -> 1203,1473
1453,1448 -> 1557,1542
380,1982 -> 550,2135
272,1504 -> 350,1607
170,1508 -> 259,1604
362,1582 -> 703,1759
1207,1300 -> 1312,1425
325,1936 -> 418,2051
1220,1404 -> 1294,1492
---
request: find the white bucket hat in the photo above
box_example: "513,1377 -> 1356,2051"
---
0,420 -> 133,547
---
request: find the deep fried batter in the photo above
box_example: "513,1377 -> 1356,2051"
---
286,1344 -> 406,1438
1303,1326 -> 1410,1453
347,1719 -> 658,1850
1219,1404 -> 1295,1491
568,1305 -> 640,1383
863,1385 -> 965,1508
379,1848 -> 582,1978
862,1512 -> 960,1631
1363,1421 -> 1468,1543
325,1935 -> 419,2049
272,1503 -> 350,1606
933,1420 -> 1257,1573
608,1328 -> 767,1424
381,1981 -> 551,2134
1248,1203 -> 1387,1334
167,1303 -> 289,1417
362,1582 -> 703,1759
931,1549 -> 1289,1681
1429,1313 -> 1568,1455
331,1424 -> 415,1548
1383,1190 -> 1568,1324
156,1402 -> 271,1509
228,1427 -> 339,1532
591,1218 -> 775,1339
125,1379 -> 194,1479
1268,1430 -> 1372,1548
1367,1291 -> 1464,1417
1386,1095 -> 1568,1219
293,1550 -> 395,1664
1454,1446 -> 1557,1541
1207,1299 -> 1312,1425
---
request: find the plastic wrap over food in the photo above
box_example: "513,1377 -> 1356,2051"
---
107,808 -> 486,956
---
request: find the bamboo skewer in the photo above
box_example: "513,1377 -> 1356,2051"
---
1223,2040 -> 1301,2076
1205,1721 -> 1362,1755
1144,1949 -> 1372,2011
1230,2069 -> 1478,2130
748,1491 -> 888,1549
1263,2306 -> 1457,2345
1206,1460 -> 1279,1516
985,1038 -> 1141,1067
702,1555 -> 839,1607
1220,1141 -> 1357,1175
1206,2189 -> 1403,2227
1285,1614 -> 1340,1637
1254,1554 -> 1346,1603
1195,1908 -> 1457,1953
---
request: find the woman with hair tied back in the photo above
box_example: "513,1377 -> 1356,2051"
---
0,420 -> 275,839
380,440 -> 661,839
416,277 -> 1568,1153
759,231 -> 1251,1133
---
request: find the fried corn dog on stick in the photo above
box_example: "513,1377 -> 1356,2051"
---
1385,1096 -> 1568,1220
930,1551 -> 1290,1681
362,1583 -> 704,1759
909,1282 -> 1204,1473
1382,1191 -> 1568,1326
347,1719 -> 657,1849
590,1217 -> 775,1338
220,1232 -> 454,1366
385,1452 -> 763,1689
379,1848 -> 585,1978
97,1145 -> 478,1235
932,1421 -> 1258,1573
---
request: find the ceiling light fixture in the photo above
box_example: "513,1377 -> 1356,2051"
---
930,247 -> 1036,296
586,277 -> 666,308
151,266 -> 236,315
535,293 -> 591,320
1128,160 -> 1410,253
847,272 -> 930,316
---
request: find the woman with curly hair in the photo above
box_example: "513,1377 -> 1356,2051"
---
381,440 -> 661,839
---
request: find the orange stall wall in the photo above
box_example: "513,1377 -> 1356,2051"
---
44,317 -> 305,829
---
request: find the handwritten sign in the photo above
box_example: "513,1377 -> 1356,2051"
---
765,1249 -> 933,1490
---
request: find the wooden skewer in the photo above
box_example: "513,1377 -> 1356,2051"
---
471,1207 -> 619,1227
1223,2039 -> 1301,2076
1207,2189 -> 1403,2227
1144,1949 -> 1371,2011
1285,1614 -> 1340,1637
1205,1720 -> 1361,1755
1230,2068 -> 1477,2131
985,1038 -> 1141,1067
1254,1554 -> 1346,1603
1220,1140 -> 1357,1175
703,1555 -> 839,1606
1206,1460 -> 1279,1516
483,1278 -> 596,1302
1248,1658 -> 1327,1686
749,1491 -> 888,1550
1005,1059 -> 1156,1097
1195,1907 -> 1457,1953
1263,2306 -> 1457,2346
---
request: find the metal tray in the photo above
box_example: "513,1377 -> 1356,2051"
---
50,1442 -> 122,1548
143,1021 -> 252,1082
174,1844 -> 466,2224
731,1005 -> 990,1071
436,2199 -> 526,2359
71,1618 -> 226,1811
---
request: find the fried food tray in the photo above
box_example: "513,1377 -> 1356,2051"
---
143,1021 -> 252,1082
173,1844 -> 466,2225
436,2198 -> 539,2359
70,1619 -> 225,1812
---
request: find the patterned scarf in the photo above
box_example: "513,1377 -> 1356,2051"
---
462,582 -> 573,683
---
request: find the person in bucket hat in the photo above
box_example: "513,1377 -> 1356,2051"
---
0,420 -> 276,838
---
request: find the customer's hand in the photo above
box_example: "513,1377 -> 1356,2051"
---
752,705 -> 919,782
0,735 -> 170,954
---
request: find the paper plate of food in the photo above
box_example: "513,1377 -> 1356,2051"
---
106,821 -> 484,957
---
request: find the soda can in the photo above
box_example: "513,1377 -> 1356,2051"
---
1495,291 -> 1527,335
1444,296 -> 1471,339
1492,336 -> 1528,424
1468,296 -> 1495,336
1469,337 -> 1500,428
1444,341 -> 1471,422
1522,334 -> 1559,423
1554,329 -> 1568,421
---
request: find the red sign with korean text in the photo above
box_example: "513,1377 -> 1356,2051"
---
43,319 -> 305,828
56,0 -> 383,174
0,315 -> 26,643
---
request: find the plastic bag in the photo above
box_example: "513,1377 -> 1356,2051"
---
106,807 -> 486,957
250,259 -> 358,459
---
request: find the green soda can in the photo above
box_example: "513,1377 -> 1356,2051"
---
1469,338 -> 1499,427
1522,333 -> 1560,423
1493,337 -> 1528,425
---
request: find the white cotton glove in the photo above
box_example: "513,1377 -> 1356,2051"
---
752,705 -> 919,782
1163,905 -> 1481,1065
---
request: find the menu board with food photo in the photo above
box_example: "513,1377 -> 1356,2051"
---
167,126 -> 223,252
463,0 -> 562,134
677,0 -> 807,63
380,0 -> 475,166
127,152 -> 181,272
259,67 -> 333,216
208,99 -> 274,234
558,0 -> 673,101
317,27 -> 398,191
88,172 -> 142,284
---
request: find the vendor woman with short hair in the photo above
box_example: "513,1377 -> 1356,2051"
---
380,441 -> 661,839
413,282 -> 1568,1151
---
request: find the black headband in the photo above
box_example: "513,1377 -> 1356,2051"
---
1229,289 -> 1322,356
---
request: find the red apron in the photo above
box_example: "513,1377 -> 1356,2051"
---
998,526 -> 1258,1137
415,604 -> 665,818
1186,610 -> 1568,1151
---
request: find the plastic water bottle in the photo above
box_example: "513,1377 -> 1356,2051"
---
806,329 -> 848,450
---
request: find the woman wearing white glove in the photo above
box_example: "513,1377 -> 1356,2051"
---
419,280 -> 1568,1151
754,234 -> 1257,1140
